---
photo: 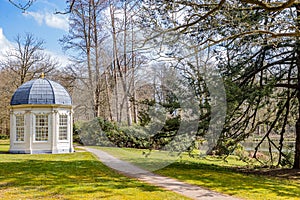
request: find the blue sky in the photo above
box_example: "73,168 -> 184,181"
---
0,0 -> 70,63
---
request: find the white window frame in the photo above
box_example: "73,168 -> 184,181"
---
34,114 -> 49,142
15,114 -> 25,142
58,114 -> 68,141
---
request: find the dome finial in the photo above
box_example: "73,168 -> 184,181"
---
40,73 -> 45,79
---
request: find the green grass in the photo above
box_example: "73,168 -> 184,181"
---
94,146 -> 180,171
157,161 -> 300,200
96,146 -> 300,200
0,140 -> 9,153
0,142 -> 189,200
96,146 -> 250,168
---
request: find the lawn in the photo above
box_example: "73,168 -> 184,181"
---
97,146 -> 300,200
0,142 -> 189,200
0,139 -> 9,153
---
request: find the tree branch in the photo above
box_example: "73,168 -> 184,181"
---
240,0 -> 297,12
54,0 -> 76,14
9,0 -> 35,12
274,83 -> 298,89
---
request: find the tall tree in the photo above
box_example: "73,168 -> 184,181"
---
0,33 -> 58,136
108,0 -> 141,125
61,0 -> 145,125
1,33 -> 57,87
61,0 -> 107,119
141,0 -> 300,168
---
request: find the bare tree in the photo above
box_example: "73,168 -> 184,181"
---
1,33 -> 58,87
61,0 -> 109,119
108,0 -> 143,125
0,33 -> 58,136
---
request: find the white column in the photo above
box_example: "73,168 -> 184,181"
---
25,110 -> 32,154
51,110 -> 58,153
69,109 -> 74,153
9,110 -> 14,152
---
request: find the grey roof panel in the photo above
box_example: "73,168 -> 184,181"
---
10,78 -> 72,106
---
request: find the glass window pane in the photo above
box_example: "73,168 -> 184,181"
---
59,114 -> 68,140
16,115 -> 24,142
35,114 -> 48,141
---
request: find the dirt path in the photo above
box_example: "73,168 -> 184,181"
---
85,147 -> 242,200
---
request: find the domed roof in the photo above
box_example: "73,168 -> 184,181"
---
11,78 -> 72,106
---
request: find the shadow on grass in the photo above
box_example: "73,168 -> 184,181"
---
0,153 -> 169,199
237,167 -> 300,181
156,161 -> 300,199
0,144 -> 9,154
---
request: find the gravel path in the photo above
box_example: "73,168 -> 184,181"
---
85,147 -> 242,200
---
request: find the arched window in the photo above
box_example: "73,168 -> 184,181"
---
35,114 -> 48,141
15,114 -> 24,142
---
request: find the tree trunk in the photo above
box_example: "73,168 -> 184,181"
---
294,119 -> 300,168
92,0 -> 101,118
114,65 -> 120,122
294,41 -> 300,168
105,70 -> 113,121
123,2 -> 132,126
110,2 -> 120,123
294,4 -> 300,169
131,15 -> 138,124
83,2 -> 94,119
132,67 -> 138,124
133,89 -> 138,123
126,97 -> 132,126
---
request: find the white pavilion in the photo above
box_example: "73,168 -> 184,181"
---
9,75 -> 74,154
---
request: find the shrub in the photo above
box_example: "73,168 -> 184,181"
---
74,118 -> 117,146
74,117 -> 190,151
0,134 -> 9,140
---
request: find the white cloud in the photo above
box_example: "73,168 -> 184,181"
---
0,28 -> 12,48
23,11 -> 69,31
0,28 -> 13,59
44,13 -> 69,31
45,50 -> 72,67
24,12 -> 44,25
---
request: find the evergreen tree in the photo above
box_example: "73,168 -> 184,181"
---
141,0 -> 300,168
